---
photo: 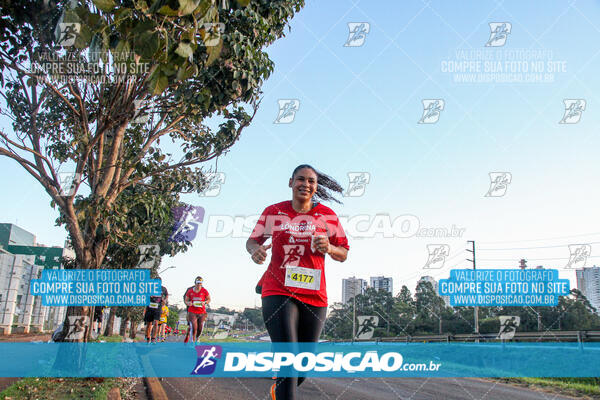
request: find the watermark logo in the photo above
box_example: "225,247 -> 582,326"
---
210,314 -> 236,339
58,172 -> 81,196
274,99 -> 300,124
344,172 -> 370,197
199,172 -> 226,197
423,244 -> 450,269
170,206 -> 206,242
201,23 -> 225,47
204,214 -> 464,240
559,99 -> 586,124
56,22 -> 80,47
418,99 -> 444,124
191,345 -> 222,375
497,316 -> 520,340
565,244 -> 591,269
137,245 -> 159,268
133,99 -> 155,124
355,316 -> 379,340
485,172 -> 512,197
344,22 -> 370,47
65,315 -> 89,340
485,22 -> 511,47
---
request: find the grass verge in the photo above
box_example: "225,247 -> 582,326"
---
494,377 -> 600,398
0,377 -> 121,400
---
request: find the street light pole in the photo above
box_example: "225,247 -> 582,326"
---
466,240 -> 479,338
352,283 -> 356,342
158,265 -> 176,275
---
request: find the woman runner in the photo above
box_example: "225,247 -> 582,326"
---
247,164 -> 349,400
184,276 -> 211,344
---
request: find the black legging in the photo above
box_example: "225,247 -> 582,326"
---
262,295 -> 327,400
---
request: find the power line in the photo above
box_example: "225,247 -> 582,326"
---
478,232 -> 600,245
479,256 -> 600,262
478,241 -> 600,251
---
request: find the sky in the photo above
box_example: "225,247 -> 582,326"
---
2,0 -> 600,310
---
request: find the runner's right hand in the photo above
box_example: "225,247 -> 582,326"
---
251,244 -> 272,264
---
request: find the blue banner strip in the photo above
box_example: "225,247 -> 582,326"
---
0,342 -> 598,377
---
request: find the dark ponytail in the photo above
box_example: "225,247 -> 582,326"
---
291,164 -> 343,204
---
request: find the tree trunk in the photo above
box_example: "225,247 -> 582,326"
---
120,317 -> 129,338
103,307 -> 116,336
54,306 -> 92,342
129,321 -> 138,339
51,305 -> 92,373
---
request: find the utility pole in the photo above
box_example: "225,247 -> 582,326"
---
352,281 -> 356,342
466,240 -> 479,337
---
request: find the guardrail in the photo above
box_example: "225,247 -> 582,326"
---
343,330 -> 600,343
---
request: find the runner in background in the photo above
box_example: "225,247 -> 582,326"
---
247,164 -> 349,400
183,276 -> 211,344
158,303 -> 169,342
144,282 -> 169,344
92,306 -> 105,334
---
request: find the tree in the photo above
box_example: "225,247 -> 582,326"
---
323,302 -> 352,340
392,286 -> 417,336
241,307 -> 264,330
166,304 -> 179,328
414,281 -> 447,334
97,185 -> 191,340
0,0 -> 304,341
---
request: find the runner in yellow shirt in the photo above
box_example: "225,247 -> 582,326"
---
158,304 -> 169,342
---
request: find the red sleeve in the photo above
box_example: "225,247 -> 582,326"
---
249,206 -> 271,245
323,212 -> 349,250
184,287 -> 191,299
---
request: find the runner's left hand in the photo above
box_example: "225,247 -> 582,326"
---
313,235 -> 330,254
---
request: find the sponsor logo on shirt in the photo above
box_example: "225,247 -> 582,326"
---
282,245 -> 305,267
281,221 -> 316,235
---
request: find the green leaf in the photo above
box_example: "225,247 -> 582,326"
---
236,0 -> 250,6
178,0 -> 201,16
74,24 -> 93,49
176,61 -> 198,81
205,38 -> 222,66
92,0 -> 117,12
157,5 -> 179,16
149,73 -> 169,95
193,0 -> 212,17
135,32 -> 160,60
175,42 -> 193,60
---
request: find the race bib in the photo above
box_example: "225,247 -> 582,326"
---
193,300 -> 204,307
149,302 -> 159,309
284,266 -> 321,291
160,316 -> 167,323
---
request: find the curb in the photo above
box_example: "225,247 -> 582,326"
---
144,377 -> 169,400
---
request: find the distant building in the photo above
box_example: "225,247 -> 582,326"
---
370,276 -> 393,295
418,275 -> 450,306
342,276 -> 367,303
0,223 -> 71,334
576,266 -> 600,315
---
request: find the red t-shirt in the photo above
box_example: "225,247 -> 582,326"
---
250,201 -> 349,307
185,287 -> 209,314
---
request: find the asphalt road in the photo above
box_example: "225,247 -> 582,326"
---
159,376 -> 579,400
159,336 -> 579,400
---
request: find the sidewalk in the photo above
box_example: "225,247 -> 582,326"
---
0,333 -> 51,392
0,333 -> 150,399
0,333 -> 51,342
